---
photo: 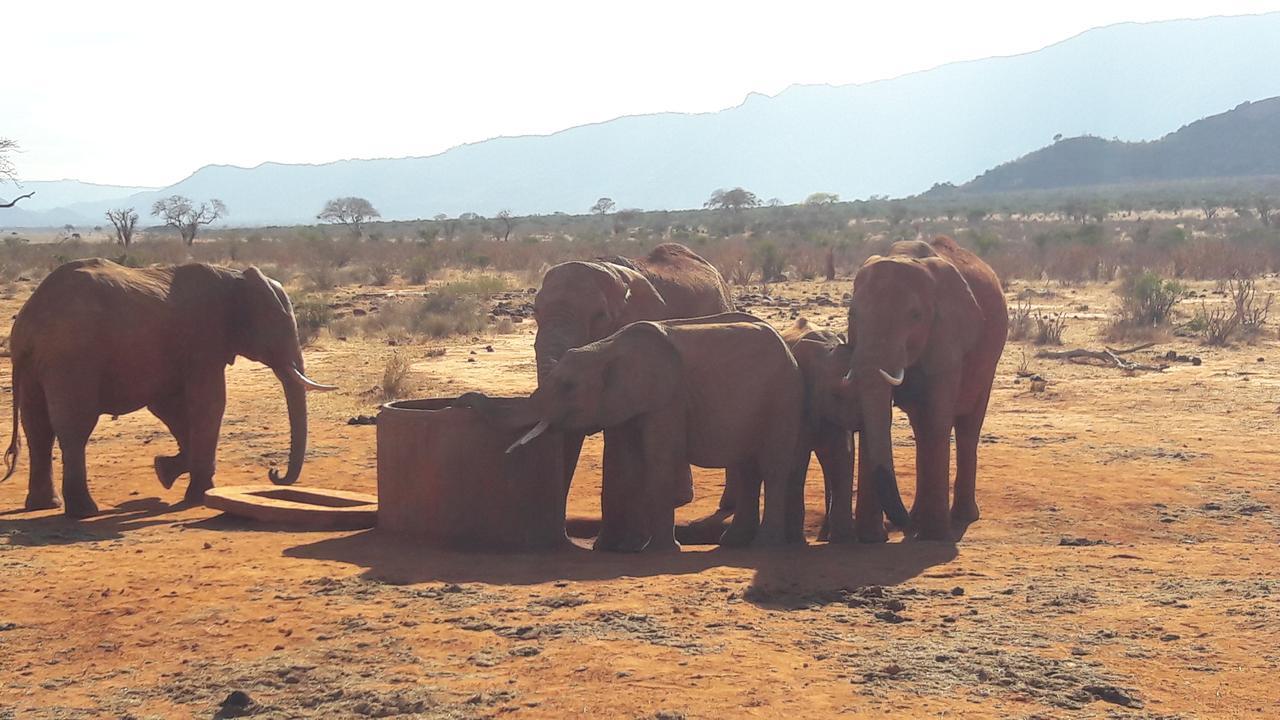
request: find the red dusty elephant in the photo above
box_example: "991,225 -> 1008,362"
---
843,236 -> 1007,542
2,259 -> 336,517
532,243 -> 733,502
477,317 -> 806,552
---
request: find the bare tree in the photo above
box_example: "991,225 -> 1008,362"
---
590,197 -> 616,215
0,138 -> 34,208
495,209 -> 517,242
151,195 -> 228,245
105,208 -> 140,248
317,196 -> 380,237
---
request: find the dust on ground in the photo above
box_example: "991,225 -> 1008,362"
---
2,276 -> 1279,718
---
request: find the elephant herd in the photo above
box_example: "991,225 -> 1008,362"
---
464,237 -> 1008,549
1,238 -> 1007,551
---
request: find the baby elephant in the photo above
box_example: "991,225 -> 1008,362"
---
480,317 -> 807,552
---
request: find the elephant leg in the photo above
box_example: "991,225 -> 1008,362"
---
786,450 -> 813,544
756,447 -> 802,546
561,432 -> 586,498
640,425 -> 684,554
951,408 -> 985,525
595,425 -> 649,552
853,436 -> 888,543
815,427 -> 854,543
715,470 -> 736,511
719,462 -> 760,547
182,373 -> 225,504
148,394 -> 189,490
46,400 -> 99,519
909,413 -> 955,542
20,381 -> 59,511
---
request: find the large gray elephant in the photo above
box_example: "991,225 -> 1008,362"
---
842,236 -> 1007,542
3,258 -> 336,517
463,317 -> 806,552
533,243 -> 733,503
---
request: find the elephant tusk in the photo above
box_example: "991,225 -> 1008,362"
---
293,367 -> 338,393
506,420 -> 550,454
879,368 -> 904,386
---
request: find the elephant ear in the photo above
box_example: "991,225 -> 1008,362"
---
592,263 -> 666,327
244,266 -> 290,318
923,257 -> 984,357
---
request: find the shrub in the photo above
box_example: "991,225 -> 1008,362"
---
369,263 -> 396,286
406,256 -> 433,285
1033,310 -> 1066,345
293,295 -> 333,346
1007,297 -> 1033,341
1192,301 -> 1238,346
1230,275 -> 1273,340
379,354 -> 413,401
1115,271 -> 1184,327
305,263 -> 336,291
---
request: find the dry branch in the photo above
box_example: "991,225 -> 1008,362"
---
0,191 -> 35,208
1036,343 -> 1166,372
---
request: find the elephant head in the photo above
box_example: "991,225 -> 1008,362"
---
791,338 -> 860,432
234,266 -> 336,485
843,254 -> 983,527
507,322 -> 682,450
533,261 -> 667,382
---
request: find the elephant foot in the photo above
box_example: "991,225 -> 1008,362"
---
753,525 -> 787,547
593,528 -> 650,553
908,519 -> 954,542
719,522 -> 756,547
63,494 -> 99,519
951,502 -> 980,526
645,534 -> 682,553
154,455 -> 186,489
826,524 -> 857,544
23,493 -> 61,511
817,518 -> 830,543
855,518 -> 889,544
183,479 -> 213,504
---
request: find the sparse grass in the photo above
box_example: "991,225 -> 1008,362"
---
1032,310 -> 1066,345
1008,297 -> 1033,341
358,274 -> 508,341
379,353 -> 413,401
494,317 -> 516,334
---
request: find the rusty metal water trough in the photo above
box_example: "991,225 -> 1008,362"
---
376,397 -> 569,550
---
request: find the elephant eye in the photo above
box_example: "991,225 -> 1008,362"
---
909,308 -> 923,322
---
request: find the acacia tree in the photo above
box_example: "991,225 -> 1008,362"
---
317,196 -> 380,237
805,192 -> 839,206
151,195 -> 227,245
590,197 -> 616,215
105,208 -> 140,248
705,187 -> 761,211
0,138 -> 34,208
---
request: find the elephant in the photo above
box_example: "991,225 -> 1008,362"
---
779,318 -> 861,543
842,235 -> 1008,542
2,258 -> 336,517
532,243 -> 733,504
463,316 -> 806,552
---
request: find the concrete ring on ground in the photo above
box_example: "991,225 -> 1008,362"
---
203,485 -> 378,530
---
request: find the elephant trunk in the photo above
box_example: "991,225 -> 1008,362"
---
533,322 -> 585,383
855,372 -> 910,528
269,367 -> 310,486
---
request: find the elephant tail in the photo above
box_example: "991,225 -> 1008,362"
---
2,363 -> 19,482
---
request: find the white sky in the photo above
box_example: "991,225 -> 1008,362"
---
6,0 -> 1280,187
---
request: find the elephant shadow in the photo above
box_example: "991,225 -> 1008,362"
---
0,497 -> 187,546
284,529 -> 958,604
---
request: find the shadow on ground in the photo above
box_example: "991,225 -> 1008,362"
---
284,526 -> 959,604
0,497 -> 186,546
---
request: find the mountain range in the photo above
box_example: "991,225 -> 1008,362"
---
949,96 -> 1280,193
5,12 -> 1280,227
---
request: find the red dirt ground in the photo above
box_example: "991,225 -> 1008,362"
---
2,277 -> 1278,718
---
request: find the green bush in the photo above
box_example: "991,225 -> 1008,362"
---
1116,271 -> 1185,326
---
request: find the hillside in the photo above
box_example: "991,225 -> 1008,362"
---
958,97 -> 1280,193
8,12 -> 1280,226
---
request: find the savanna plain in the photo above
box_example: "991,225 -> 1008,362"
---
1,207 -> 1280,719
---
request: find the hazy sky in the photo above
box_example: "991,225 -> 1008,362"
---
6,0 -> 1280,187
